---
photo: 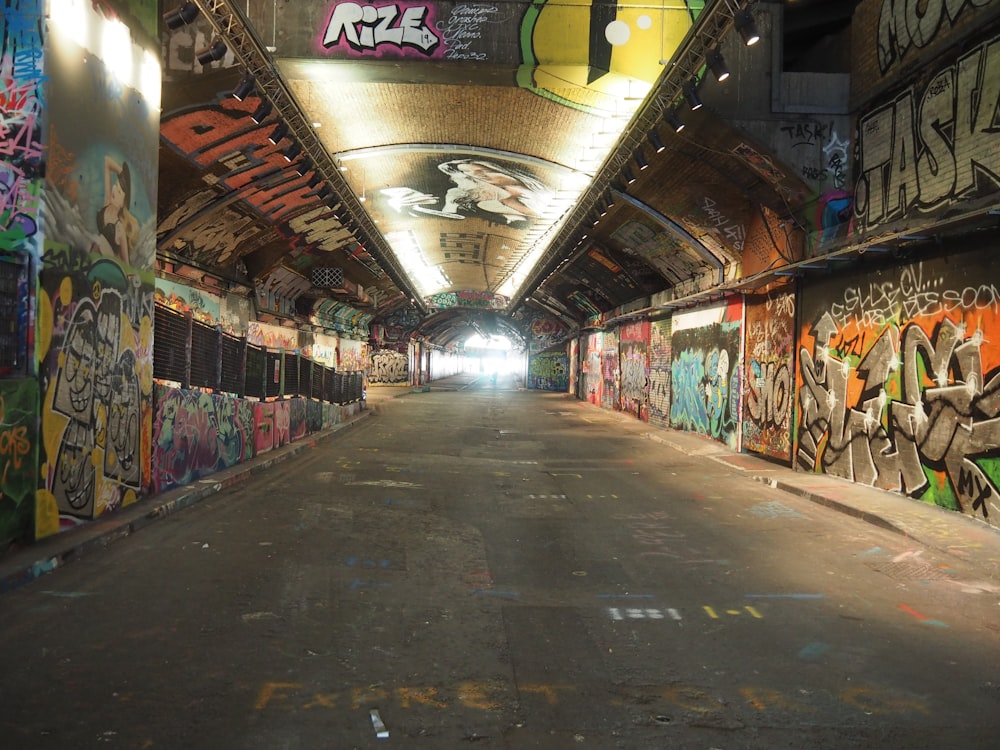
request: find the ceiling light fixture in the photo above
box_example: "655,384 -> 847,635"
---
250,99 -> 272,124
294,158 -> 312,177
231,74 -> 255,101
195,39 -> 228,66
282,141 -> 302,163
684,82 -> 703,111
707,49 -> 730,82
665,108 -> 686,133
267,122 -> 288,145
163,1 -> 199,30
649,130 -> 667,153
735,8 -> 761,47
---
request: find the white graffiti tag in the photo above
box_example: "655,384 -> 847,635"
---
323,3 -> 441,55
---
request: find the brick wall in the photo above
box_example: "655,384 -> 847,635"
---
851,0 -> 1000,109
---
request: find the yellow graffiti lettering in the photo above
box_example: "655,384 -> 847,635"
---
351,686 -> 390,708
841,686 -> 930,715
740,687 -> 814,713
457,681 -> 500,711
303,692 -> 339,709
396,686 -> 448,709
519,683 -> 574,705
661,685 -> 716,713
255,682 -> 302,710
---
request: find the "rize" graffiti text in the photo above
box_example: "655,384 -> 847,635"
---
323,2 -> 440,55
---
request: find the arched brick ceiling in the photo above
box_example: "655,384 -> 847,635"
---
157,1 -> 818,340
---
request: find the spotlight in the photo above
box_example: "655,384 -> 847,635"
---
735,9 -> 761,47
196,38 -> 228,66
649,130 -> 667,153
307,173 -> 324,188
163,1 -> 199,30
268,122 -> 288,145
666,108 -> 686,133
250,99 -> 272,123
232,74 -> 255,101
294,158 -> 313,177
707,49 -> 730,82
684,83 -> 703,111
623,166 -> 637,185
635,149 -> 650,171
282,142 -> 302,163
316,185 -> 332,200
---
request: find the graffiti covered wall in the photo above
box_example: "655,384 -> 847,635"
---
854,6 -> 1000,238
670,298 -> 743,450
583,332 -> 602,405
0,379 -> 38,549
796,245 -> 1000,524
618,320 -> 649,420
151,385 -> 255,494
743,289 -> 795,462
648,318 -> 671,428
369,348 -> 409,384
601,329 -> 619,411
0,0 -> 44,548
1,0 -> 43,259
37,4 -> 160,537
528,351 -> 569,391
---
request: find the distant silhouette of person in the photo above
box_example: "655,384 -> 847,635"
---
415,159 -> 548,225
97,155 -> 138,264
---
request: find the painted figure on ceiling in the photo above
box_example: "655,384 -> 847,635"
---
417,158 -> 549,226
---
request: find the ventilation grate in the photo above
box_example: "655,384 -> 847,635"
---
311,266 -> 344,288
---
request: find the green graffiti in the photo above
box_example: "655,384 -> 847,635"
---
0,378 -> 39,549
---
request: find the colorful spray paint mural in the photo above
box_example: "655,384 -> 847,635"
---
743,290 -> 795,461
1,0 -> 44,258
584,332 -> 602,405
601,329 -> 619,411
35,3 -> 160,536
618,321 -> 649,420
0,0 -> 43,547
151,386 -> 255,494
797,247 -> 1000,524
648,318 -> 671,428
528,351 -> 569,392
670,299 -> 743,450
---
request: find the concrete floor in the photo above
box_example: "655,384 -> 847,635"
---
2,373 -> 999,748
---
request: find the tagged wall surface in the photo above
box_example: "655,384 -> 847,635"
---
796,244 -> 1000,524
743,290 -> 795,462
670,299 -> 744,450
528,351 -> 569,392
